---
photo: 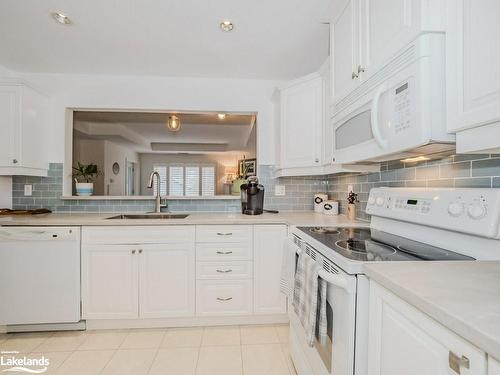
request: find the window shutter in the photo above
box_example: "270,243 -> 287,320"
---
169,165 -> 184,196
201,166 -> 216,196
153,165 -> 167,196
185,166 -> 200,196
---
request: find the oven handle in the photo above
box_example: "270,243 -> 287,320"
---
371,83 -> 389,149
296,247 -> 355,293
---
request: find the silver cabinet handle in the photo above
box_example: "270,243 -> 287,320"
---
314,158 -> 319,163
351,71 -> 359,79
357,65 -> 365,74
216,297 -> 233,302
216,232 -> 233,236
138,249 -> 143,254
216,269 -> 233,273
131,250 -> 136,254
12,159 -> 18,164
449,351 -> 470,374
216,250 -> 233,255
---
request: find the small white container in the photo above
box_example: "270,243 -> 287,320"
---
323,200 -> 339,215
314,194 -> 328,213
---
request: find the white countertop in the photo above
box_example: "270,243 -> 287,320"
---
363,261 -> 500,359
0,211 -> 369,227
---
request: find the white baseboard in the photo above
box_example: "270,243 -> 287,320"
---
85,314 -> 289,330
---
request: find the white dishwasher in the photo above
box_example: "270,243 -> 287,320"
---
0,226 -> 81,327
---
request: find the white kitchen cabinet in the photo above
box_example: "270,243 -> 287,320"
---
82,226 -> 195,320
330,0 -> 444,108
139,244 -> 195,318
82,245 -> 139,319
279,73 -> 323,169
447,0 -> 500,153
253,225 -> 287,315
0,82 -> 48,176
331,0 -> 360,103
368,282 -> 487,375
488,356 -> 500,375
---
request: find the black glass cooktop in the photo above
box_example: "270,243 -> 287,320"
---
297,227 -> 474,262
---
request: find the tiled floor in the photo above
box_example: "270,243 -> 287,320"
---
0,324 -> 297,375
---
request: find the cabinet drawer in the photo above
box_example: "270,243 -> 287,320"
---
196,280 -> 252,316
196,261 -> 253,280
82,226 -> 194,245
196,225 -> 252,243
196,242 -> 253,261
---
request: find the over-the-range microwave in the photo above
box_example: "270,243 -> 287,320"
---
332,33 -> 455,165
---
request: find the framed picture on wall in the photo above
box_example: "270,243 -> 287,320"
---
238,158 -> 257,178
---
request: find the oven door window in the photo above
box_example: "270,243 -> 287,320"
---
335,110 -> 373,150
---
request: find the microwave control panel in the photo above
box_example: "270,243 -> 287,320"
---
394,81 -> 411,133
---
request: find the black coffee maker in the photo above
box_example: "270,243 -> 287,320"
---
240,177 -> 264,215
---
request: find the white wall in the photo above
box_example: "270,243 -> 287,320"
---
0,65 -> 15,206
18,73 -> 282,165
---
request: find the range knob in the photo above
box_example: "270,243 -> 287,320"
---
368,196 -> 376,205
447,202 -> 464,217
467,203 -> 487,220
375,197 -> 385,206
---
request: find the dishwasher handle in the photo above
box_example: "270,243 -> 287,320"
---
0,228 -> 77,241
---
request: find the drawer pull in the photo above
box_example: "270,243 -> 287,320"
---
216,297 -> 233,302
216,269 -> 233,273
449,351 -> 470,374
217,232 -> 233,236
216,250 -> 233,255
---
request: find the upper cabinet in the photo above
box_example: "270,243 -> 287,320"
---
0,82 -> 49,176
446,0 -> 500,153
330,0 -> 445,110
279,73 -> 324,170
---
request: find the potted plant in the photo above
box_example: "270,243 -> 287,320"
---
73,162 -> 100,196
347,191 -> 359,221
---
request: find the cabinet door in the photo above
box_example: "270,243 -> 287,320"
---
82,245 -> 139,319
331,0 -> 359,104
488,356 -> 500,375
253,225 -> 287,315
447,0 -> 500,133
0,86 -> 20,167
368,282 -> 487,375
280,76 -> 323,168
360,0 -> 419,78
139,243 -> 195,318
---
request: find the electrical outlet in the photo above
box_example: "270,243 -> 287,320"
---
24,184 -> 33,196
348,185 -> 354,193
275,185 -> 286,196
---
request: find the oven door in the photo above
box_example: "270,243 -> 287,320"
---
289,242 -> 357,375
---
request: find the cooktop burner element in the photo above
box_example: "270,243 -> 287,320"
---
309,227 -> 340,235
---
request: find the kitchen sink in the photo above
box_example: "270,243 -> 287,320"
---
106,214 -> 189,220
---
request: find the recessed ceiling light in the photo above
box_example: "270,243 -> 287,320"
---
220,20 -> 234,32
217,113 -> 226,120
51,12 -> 71,25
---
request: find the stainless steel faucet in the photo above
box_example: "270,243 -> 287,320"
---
147,171 -> 167,213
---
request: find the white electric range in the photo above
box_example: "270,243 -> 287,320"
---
288,188 -> 500,375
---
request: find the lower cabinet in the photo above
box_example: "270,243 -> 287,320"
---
81,226 -> 195,320
82,224 -> 287,322
253,225 -> 287,314
368,282 -> 487,375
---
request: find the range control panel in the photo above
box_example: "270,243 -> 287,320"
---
366,188 -> 500,239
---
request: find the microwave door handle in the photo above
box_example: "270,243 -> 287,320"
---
371,83 -> 389,149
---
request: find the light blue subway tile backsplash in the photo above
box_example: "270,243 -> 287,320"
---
10,155 -> 500,217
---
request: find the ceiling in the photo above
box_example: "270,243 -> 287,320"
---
73,110 -> 256,154
0,0 -> 331,80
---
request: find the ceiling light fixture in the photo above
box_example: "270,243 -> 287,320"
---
51,12 -> 71,25
220,20 -> 234,32
217,113 -> 226,120
167,115 -> 181,132
400,156 -> 430,163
